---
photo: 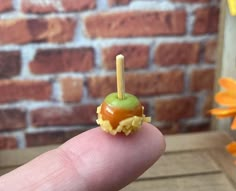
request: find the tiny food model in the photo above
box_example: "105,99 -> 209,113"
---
96,54 -> 151,135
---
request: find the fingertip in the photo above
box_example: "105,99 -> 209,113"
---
142,122 -> 166,155
59,123 -> 166,190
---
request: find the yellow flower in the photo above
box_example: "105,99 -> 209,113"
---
210,77 -> 236,130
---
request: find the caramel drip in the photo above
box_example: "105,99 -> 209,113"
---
100,102 -> 143,129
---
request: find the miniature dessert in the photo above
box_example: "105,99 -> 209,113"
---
96,54 -> 151,135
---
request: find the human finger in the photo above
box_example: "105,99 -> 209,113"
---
0,123 -> 165,191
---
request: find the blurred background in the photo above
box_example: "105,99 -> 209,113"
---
0,0 -> 219,149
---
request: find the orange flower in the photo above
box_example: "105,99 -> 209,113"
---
226,142 -> 236,156
209,77 -> 236,130
210,77 -> 236,158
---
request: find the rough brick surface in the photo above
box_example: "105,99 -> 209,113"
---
22,0 -> 56,13
190,68 -> 215,92
102,45 -> 149,70
172,0 -> 209,2
202,94 -> 213,117
109,0 -> 131,6
85,10 -> 186,38
155,42 -> 200,66
62,0 -> 96,11
31,105 -> 97,127
158,123 -> 181,135
193,7 -> 219,35
140,101 -> 149,116
0,109 -> 26,131
22,0 -> 96,13
155,96 -> 196,121
0,18 -> 76,44
60,77 -> 83,102
0,0 -> 12,12
26,129 -> 85,147
88,70 -> 184,98
30,48 -> 94,74
0,80 -> 52,103
204,40 -> 217,63
183,122 -> 210,132
0,136 -> 17,149
0,51 -> 21,78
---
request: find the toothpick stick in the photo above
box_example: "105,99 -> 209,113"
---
116,54 -> 125,100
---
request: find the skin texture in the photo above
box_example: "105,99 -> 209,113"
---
0,123 -> 165,191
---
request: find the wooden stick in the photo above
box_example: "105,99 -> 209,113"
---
116,54 -> 125,100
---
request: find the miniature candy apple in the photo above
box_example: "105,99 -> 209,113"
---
96,55 -> 150,135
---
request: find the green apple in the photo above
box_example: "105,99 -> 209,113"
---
104,92 -> 140,110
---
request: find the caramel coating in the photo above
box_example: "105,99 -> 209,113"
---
100,102 -> 143,129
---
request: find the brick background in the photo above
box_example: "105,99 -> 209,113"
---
204,40 -> 217,63
26,129 -> 85,147
60,77 -> 84,102
155,42 -> 200,66
88,70 -> 184,97
0,137 -> 17,149
193,6 -> 219,35
0,51 -> 21,78
30,48 -> 94,74
0,18 -> 76,45
22,0 -> 96,13
155,96 -> 196,121
102,45 -> 149,70
0,80 -> 52,103
109,0 -> 131,6
0,109 -> 26,131
0,0 -> 12,12
0,0 -> 219,149
85,10 -> 186,38
31,105 -> 97,127
190,68 -> 215,92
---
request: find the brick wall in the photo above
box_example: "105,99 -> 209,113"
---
0,0 -> 219,149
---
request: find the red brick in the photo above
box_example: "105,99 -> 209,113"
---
0,109 -> 26,131
182,122 -> 210,132
0,80 -> 52,103
30,48 -> 94,74
22,0 -> 95,13
158,123 -> 181,135
190,68 -> 215,92
108,0 -> 131,6
140,101 -> 149,116
60,77 -> 83,102
155,42 -> 200,66
21,0 -> 56,13
31,105 -> 97,127
202,94 -> 213,117
26,129 -> 85,147
155,96 -> 196,121
0,0 -> 12,12
0,51 -> 21,78
88,70 -> 184,98
0,136 -> 17,150
204,40 -> 217,63
102,45 -> 149,70
0,18 -> 76,45
193,7 -> 219,35
85,10 -> 186,38
62,0 -> 96,11
172,0 -> 209,2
